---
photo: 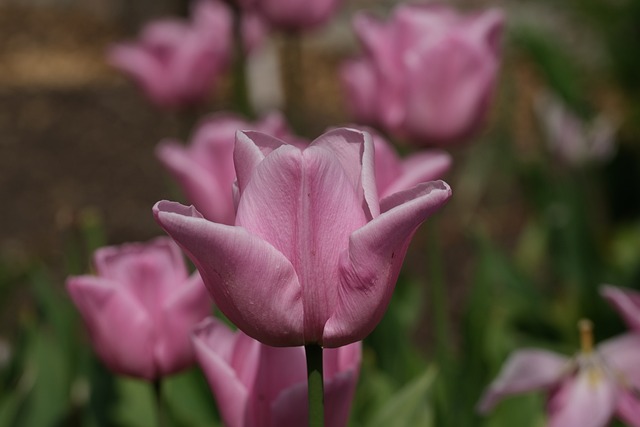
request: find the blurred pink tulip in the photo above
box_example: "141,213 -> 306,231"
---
601,285 -> 640,332
66,238 -> 211,380
366,127 -> 452,199
535,91 -> 616,166
478,326 -> 640,427
107,0 -> 233,109
341,4 -> 504,145
192,317 -> 360,426
153,128 -> 451,347
238,0 -> 343,31
156,112 -> 299,225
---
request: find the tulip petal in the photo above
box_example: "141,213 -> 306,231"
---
312,127 -> 379,219
66,276 -> 156,379
272,344 -> 361,427
192,318 -> 253,427
340,58 -> 378,125
93,237 -> 188,316
156,273 -> 212,374
234,130 -> 289,195
156,140 -> 235,224
107,44 -> 170,106
246,344 -> 307,425
466,8 -> 504,56
616,389 -> 640,427
235,144 -> 367,343
404,36 -> 494,142
381,150 -> 452,199
600,285 -> 640,332
476,349 -> 571,413
546,371 -> 617,427
598,333 -> 640,390
154,201 -> 304,346
323,181 -> 451,347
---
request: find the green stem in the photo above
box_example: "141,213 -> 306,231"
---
305,344 -> 324,427
153,378 -> 166,427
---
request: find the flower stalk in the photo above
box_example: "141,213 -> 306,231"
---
305,344 -> 324,427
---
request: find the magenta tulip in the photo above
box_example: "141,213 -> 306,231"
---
153,128 -> 451,347
107,0 -> 233,109
157,112 -> 299,225
478,322 -> 640,427
535,91 -> 616,166
237,0 -> 343,31
192,317 -> 360,426
66,238 -> 211,379
341,4 -> 504,145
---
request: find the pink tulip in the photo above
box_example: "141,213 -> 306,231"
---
341,4 -> 504,145
601,285 -> 640,332
535,91 -> 616,166
364,126 -> 452,199
192,317 -> 360,426
478,322 -> 640,427
157,112 -> 299,225
107,0 -> 233,109
153,128 -> 451,347
238,0 -> 343,31
66,238 -> 211,379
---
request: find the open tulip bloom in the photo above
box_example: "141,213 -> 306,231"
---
153,127 -> 451,348
66,238 -> 212,380
107,0 -> 233,109
341,4 -> 503,145
192,317 -> 361,426
477,320 -> 640,427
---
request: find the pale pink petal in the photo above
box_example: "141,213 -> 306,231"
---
156,273 -> 212,374
312,128 -> 379,219
192,318 -> 252,427
93,237 -> 187,314
235,144 -> 367,343
353,12 -> 405,129
340,58 -> 378,125
153,201 -> 304,346
547,372 -> 617,427
465,8 -> 504,56
403,35 -> 495,143
233,130 -> 289,195
323,181 -> 451,347
601,285 -> 640,332
245,344 -> 307,425
257,0 -> 342,30
272,344 -> 361,427
476,349 -> 570,413
107,44 -> 170,106
598,333 -> 640,389
616,389 -> 640,427
369,129 -> 403,194
140,20 -> 190,50
156,140 -> 234,224
380,150 -> 452,199
66,276 -> 156,379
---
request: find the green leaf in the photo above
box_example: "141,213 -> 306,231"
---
367,366 -> 437,427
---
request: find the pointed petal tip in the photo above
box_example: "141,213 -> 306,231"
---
153,200 -> 204,220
